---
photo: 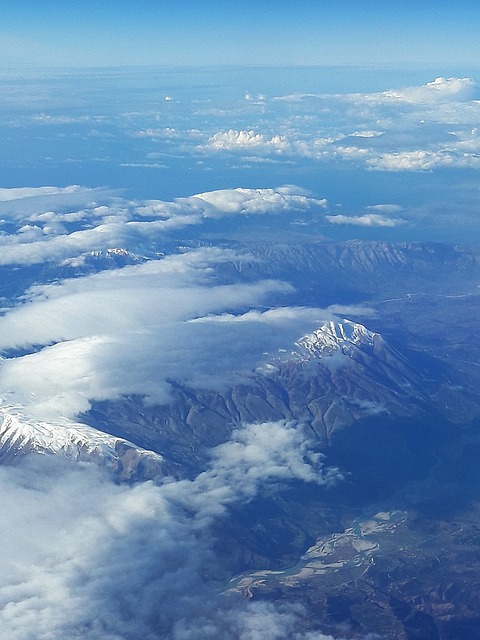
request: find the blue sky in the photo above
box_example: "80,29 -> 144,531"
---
1,1 -> 480,68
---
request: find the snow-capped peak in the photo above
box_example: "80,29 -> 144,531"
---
296,319 -> 380,358
0,405 -> 167,481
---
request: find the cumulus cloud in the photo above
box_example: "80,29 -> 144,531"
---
0,419 -> 341,640
334,145 -> 370,160
207,129 -> 289,152
134,127 -> 186,139
275,77 -> 476,107
348,130 -> 384,138
259,77 -> 480,172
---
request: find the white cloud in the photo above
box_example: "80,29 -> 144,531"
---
326,213 -> 404,227
0,179 -> 348,640
180,419 -> 339,514
189,306 -> 326,325
119,162 -> 169,169
238,156 -> 296,165
366,204 -> 404,214
447,127 -> 480,152
348,130 -> 384,138
424,102 -> 480,126
272,93 -> 321,102
377,76 -> 477,104
207,129 -> 289,152
274,78 -> 476,107
260,78 -> 480,173
367,149 -> 455,171
188,186 -> 327,217
134,127 -> 184,139
30,114 -> 106,125
334,145 -> 370,159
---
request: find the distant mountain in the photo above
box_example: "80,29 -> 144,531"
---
212,239 -> 480,305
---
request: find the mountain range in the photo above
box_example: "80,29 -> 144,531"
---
1,238 -> 479,639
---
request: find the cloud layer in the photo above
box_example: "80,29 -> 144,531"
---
198,76 -> 480,174
0,182 -> 340,425
0,186 -> 325,267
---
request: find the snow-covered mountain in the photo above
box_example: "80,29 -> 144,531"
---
0,406 -> 169,480
67,315 -> 431,479
296,319 -> 380,357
